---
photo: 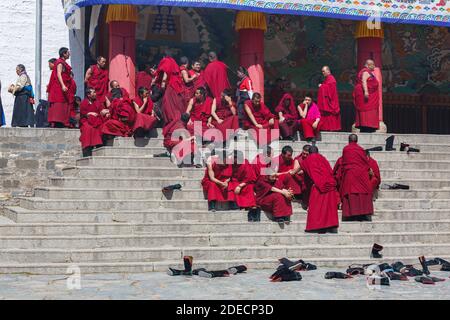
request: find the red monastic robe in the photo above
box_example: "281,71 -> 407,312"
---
79,98 -> 104,149
368,156 -> 381,191
102,98 -> 136,137
48,58 -> 76,126
243,100 -> 279,146
251,153 -> 272,179
209,99 -> 239,143
135,71 -> 153,93
273,155 -> 301,195
341,142 -> 374,218
187,97 -> 213,137
275,93 -> 300,139
229,160 -> 257,208
296,154 -> 313,206
163,118 -> 199,163
201,156 -> 234,202
298,102 -> 321,139
333,156 -> 343,205
88,65 -> 109,103
301,153 -> 339,232
255,174 -> 293,219
132,96 -> 157,132
157,57 -> 186,124
203,60 -> 231,100
353,67 -> 379,129
318,74 -> 341,131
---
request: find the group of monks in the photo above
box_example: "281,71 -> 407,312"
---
201,133 -> 381,233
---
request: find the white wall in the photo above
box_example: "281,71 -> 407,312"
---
0,0 -> 70,126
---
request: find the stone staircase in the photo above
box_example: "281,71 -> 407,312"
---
1,129 -> 450,274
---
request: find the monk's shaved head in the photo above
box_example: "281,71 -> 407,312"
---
208,51 -> 218,61
365,59 -> 375,67
349,134 -> 358,143
303,145 -> 311,152
309,146 -> 319,154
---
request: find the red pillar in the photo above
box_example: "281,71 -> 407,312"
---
106,5 -> 137,99
236,12 -> 266,100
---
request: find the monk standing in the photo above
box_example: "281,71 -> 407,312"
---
85,56 -> 109,103
353,59 -> 379,132
48,47 -> 76,128
341,134 -> 374,221
276,93 -> 300,140
203,51 -> 231,100
298,94 -> 321,142
79,87 -> 107,157
301,146 -> 339,233
318,66 -> 341,131
243,93 -> 279,147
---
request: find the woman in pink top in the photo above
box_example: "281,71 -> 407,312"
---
298,94 -> 321,142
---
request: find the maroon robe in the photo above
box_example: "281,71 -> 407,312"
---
251,153 -> 272,179
296,154 -> 313,206
102,98 -> 136,137
135,71 -> 153,94
353,67 -> 379,129
132,96 -> 157,132
209,99 -> 239,143
157,57 -> 186,124
187,97 -> 213,137
333,156 -> 343,205
229,160 -> 257,208
203,60 -> 231,99
368,156 -> 381,191
255,174 -> 293,219
163,118 -> 199,163
301,153 -> 339,231
201,156 -> 234,202
48,58 -> 75,126
79,98 -> 104,149
341,142 -> 374,218
243,100 -> 279,146
87,65 -> 109,103
273,155 -> 301,195
275,93 -> 300,139
318,74 -> 341,131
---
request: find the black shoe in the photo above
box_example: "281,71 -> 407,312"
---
183,256 -> 193,272
419,256 -> 430,275
346,265 -> 365,276
208,201 -> 216,212
385,271 -> 408,281
276,218 -> 285,228
325,272 -> 352,279
404,265 -> 423,277
371,243 -> 383,259
385,135 -> 396,151
154,152 -> 170,158
278,258 -> 304,271
198,270 -> 230,278
272,271 -> 302,282
391,261 -> 406,273
167,268 -> 192,276
229,202 -> 240,210
162,184 -> 182,193
228,265 -> 247,275
192,268 -> 207,276
378,263 -> 391,271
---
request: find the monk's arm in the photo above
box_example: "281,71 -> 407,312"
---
298,105 -> 307,119
245,105 -> 260,127
210,99 -> 221,122
229,102 -> 237,115
161,72 -> 168,89
186,98 -> 194,114
207,163 -> 224,186
362,72 -> 370,97
84,67 -> 92,83
278,111 -> 285,122
57,64 -> 67,91
181,70 -> 196,84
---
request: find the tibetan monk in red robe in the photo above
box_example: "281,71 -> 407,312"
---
208,89 -> 239,143
301,146 -> 339,233
132,87 -> 158,136
252,145 -> 273,179
180,57 -> 199,104
79,88 -> 107,157
201,152 -> 235,212
156,53 -> 186,124
85,56 -> 109,103
48,47 -> 76,128
255,170 -> 294,225
163,113 -> 201,167
203,51 -> 231,100
186,87 -> 212,138
298,95 -> 321,142
333,156 -> 344,207
105,81 -> 130,105
102,88 -> 136,138
273,145 -> 302,196
276,93 -> 300,140
353,59 -> 379,132
229,151 -> 257,209
243,93 -> 279,147
135,65 -> 154,95
318,66 -> 341,131
341,134 -> 374,221
294,145 -> 312,208
366,150 -> 381,193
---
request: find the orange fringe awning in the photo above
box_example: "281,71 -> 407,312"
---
355,21 -> 384,38
235,11 -> 267,31
106,4 -> 138,24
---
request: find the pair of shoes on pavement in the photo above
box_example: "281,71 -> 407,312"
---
167,256 -> 247,278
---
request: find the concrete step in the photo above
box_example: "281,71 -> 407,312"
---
0,220 -> 449,236
1,242 -> 449,263
17,197 -> 450,211
49,176 -> 450,190
5,206 -> 450,223
93,146 -> 450,162
33,187 -> 450,201
76,156 -> 450,171
62,166 -> 450,180
1,229 -> 450,250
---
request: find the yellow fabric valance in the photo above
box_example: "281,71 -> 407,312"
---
355,21 -> 384,38
106,4 -> 138,24
235,11 -> 267,32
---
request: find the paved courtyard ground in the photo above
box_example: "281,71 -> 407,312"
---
0,269 -> 449,300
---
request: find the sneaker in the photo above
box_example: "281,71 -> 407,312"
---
272,271 -> 302,282
228,265 -> 247,275
198,270 -> 230,278
167,268 -> 192,276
